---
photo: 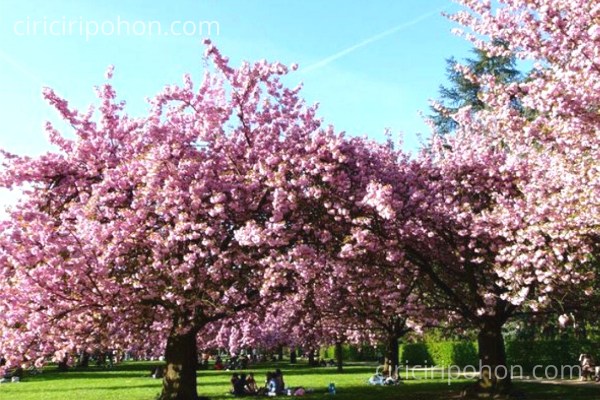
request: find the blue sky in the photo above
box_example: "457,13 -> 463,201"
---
0,0 -> 473,213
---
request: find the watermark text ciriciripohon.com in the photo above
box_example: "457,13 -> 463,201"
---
13,16 -> 220,41
376,361 -> 592,385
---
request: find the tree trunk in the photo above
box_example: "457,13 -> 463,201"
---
57,355 -> 69,372
277,346 -> 284,361
78,351 -> 90,368
159,330 -> 198,400
307,349 -> 315,366
384,335 -> 400,377
475,320 -> 511,395
334,342 -> 343,372
290,348 -> 297,364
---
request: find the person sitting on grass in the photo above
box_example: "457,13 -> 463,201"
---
384,370 -> 400,386
199,353 -> 210,370
227,355 -> 239,371
231,373 -> 246,396
274,368 -> 285,394
580,353 -> 595,381
240,354 -> 249,369
266,372 -> 277,396
245,372 -> 258,395
1,366 -> 23,383
239,374 -> 249,395
150,365 -> 164,379
368,372 -> 385,386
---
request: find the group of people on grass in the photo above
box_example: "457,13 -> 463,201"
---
0,358 -> 24,384
230,372 -> 259,396
318,358 -> 336,367
214,354 -> 251,371
230,369 -> 307,397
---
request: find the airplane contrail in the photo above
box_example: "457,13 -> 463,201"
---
0,48 -> 45,85
300,6 -> 448,74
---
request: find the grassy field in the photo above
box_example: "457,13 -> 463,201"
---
0,361 -> 599,400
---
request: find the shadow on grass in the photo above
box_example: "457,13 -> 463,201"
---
200,381 -> 465,400
6,383 -> 162,393
35,361 -> 377,381
198,366 -> 377,378
30,371 -> 156,381
512,381 -> 600,400
15,361 -> 599,400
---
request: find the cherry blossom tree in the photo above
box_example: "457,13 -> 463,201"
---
0,41 -> 399,399
447,0 -> 600,266
330,1 -> 599,395
384,0 -> 600,394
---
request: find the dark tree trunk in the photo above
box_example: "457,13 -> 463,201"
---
159,330 -> 198,400
308,349 -> 315,366
290,348 -> 297,364
78,351 -> 90,368
334,342 -> 343,372
384,335 -> 400,377
57,355 -> 69,372
277,346 -> 284,361
475,320 -> 511,395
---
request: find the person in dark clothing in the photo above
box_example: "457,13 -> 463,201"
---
231,373 -> 246,396
227,355 -> 239,370
238,373 -> 248,394
274,368 -> 285,394
230,373 -> 239,393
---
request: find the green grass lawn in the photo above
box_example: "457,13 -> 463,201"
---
0,361 -> 599,400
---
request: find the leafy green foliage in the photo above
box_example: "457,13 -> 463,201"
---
506,339 -> 600,371
319,344 -> 380,362
430,43 -> 521,135
400,341 -> 477,367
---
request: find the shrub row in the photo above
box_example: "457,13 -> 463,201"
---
401,339 -> 598,368
317,339 -> 598,369
505,339 -> 598,370
400,341 -> 478,367
318,344 -> 379,362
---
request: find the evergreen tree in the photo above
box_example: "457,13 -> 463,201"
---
430,43 -> 521,135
